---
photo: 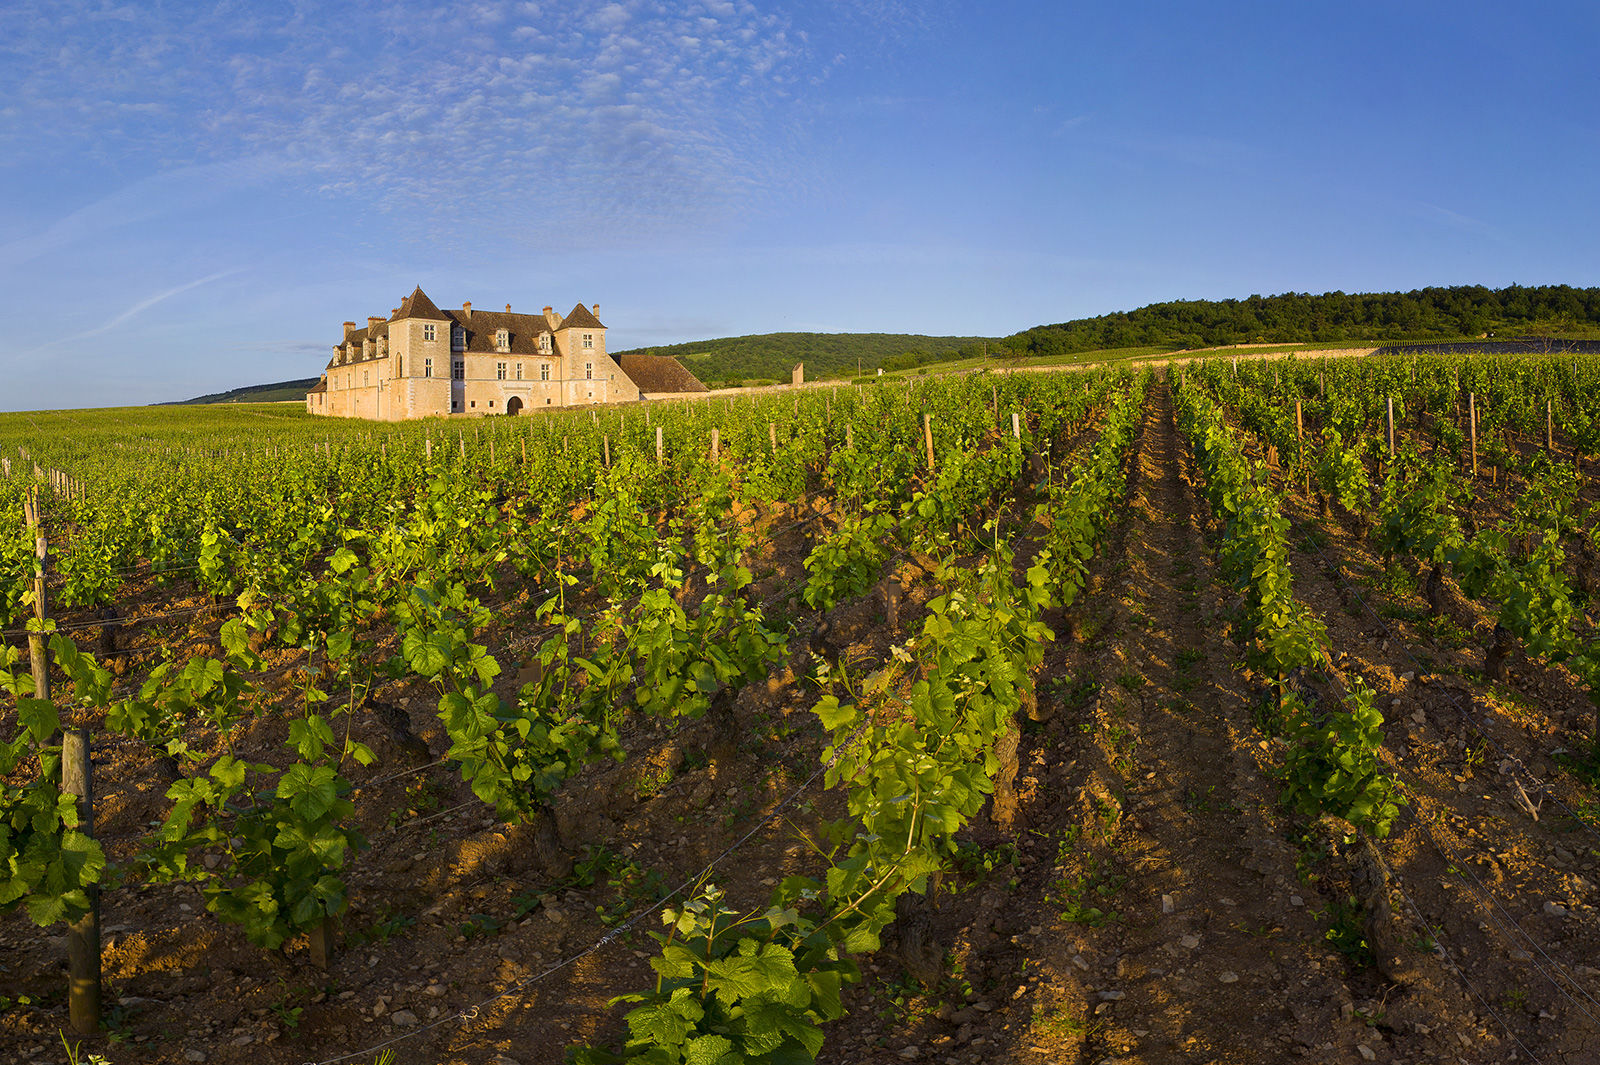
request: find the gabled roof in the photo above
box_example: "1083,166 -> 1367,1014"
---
394,286 -> 449,321
558,303 -> 604,330
617,354 -> 708,394
307,378 -> 327,394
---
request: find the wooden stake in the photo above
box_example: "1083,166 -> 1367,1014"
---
62,729 -> 100,1032
769,422 -> 777,453
23,489 -> 47,699
603,435 -> 611,467
1386,396 -> 1395,456
1011,411 -> 1021,440
655,426 -> 663,464
1547,400 -> 1554,452
1469,392 -> 1478,478
846,422 -> 853,450
308,918 -> 334,970
923,413 -> 935,470
710,428 -> 720,461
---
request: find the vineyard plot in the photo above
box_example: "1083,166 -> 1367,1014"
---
3,358 -> 1600,1065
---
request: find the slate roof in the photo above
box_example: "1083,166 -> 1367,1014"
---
325,290 -> 607,370
559,303 -> 605,330
307,378 -> 327,394
439,309 -> 555,357
617,354 -> 708,394
394,286 -> 449,321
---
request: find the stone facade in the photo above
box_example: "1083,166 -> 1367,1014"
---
306,287 -> 650,420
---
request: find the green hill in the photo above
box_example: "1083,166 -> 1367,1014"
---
1005,284 -> 1600,357
162,378 -> 319,406
610,333 -> 999,386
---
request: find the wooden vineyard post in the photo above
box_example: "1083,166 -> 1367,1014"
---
655,425 -> 663,464
308,918 -> 334,970
23,489 -> 48,699
459,433 -> 466,459
520,438 -> 527,463
603,435 -> 611,468
1297,401 -> 1308,497
768,422 -> 777,454
1547,400 -> 1554,452
1386,397 -> 1395,457
1469,392 -> 1478,478
1012,412 -> 1021,440
992,384 -> 998,416
425,434 -> 432,460
62,729 -> 101,1032
845,422 -> 853,450
923,413 -> 935,471
489,437 -> 495,463
710,428 -> 720,462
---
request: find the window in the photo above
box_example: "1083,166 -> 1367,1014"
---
424,357 -> 433,378
496,361 -> 507,381
584,362 -> 593,380
540,363 -> 550,381
515,362 -> 523,381
470,400 -> 476,408
363,370 -> 369,386
452,359 -> 465,381
423,323 -> 437,342
495,329 -> 509,352
540,334 -> 551,352
452,399 -> 459,411
397,356 -> 403,376
452,325 -> 465,351
582,333 -> 594,349
489,400 -> 495,408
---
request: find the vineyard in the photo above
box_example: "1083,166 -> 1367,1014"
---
2,355 -> 1600,1065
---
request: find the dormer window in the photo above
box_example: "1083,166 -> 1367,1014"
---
495,329 -> 510,352
452,325 -> 465,351
539,333 -> 551,353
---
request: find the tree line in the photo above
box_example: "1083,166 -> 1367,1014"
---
1006,284 -> 1600,357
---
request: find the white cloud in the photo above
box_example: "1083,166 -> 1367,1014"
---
46,268 -> 247,348
0,1 -> 814,244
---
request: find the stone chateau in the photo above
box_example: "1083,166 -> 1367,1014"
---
307,286 -> 705,420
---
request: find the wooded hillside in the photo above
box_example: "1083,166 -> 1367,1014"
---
1007,284 -> 1600,357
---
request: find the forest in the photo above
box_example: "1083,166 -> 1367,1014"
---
1006,283 -> 1600,357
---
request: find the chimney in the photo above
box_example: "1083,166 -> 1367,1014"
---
505,303 -> 511,313
543,305 -> 553,316
462,300 -> 472,318
342,321 -> 357,339
592,304 -> 599,317
391,308 -> 400,317
367,316 -> 383,331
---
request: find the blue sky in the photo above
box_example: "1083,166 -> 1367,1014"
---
2,1 -> 1597,410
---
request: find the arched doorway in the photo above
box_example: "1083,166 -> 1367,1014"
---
506,395 -> 523,416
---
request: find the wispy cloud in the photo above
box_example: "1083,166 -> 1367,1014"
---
47,268 -> 246,348
0,159 -> 277,270
1,1 -> 816,243
1414,201 -> 1495,236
